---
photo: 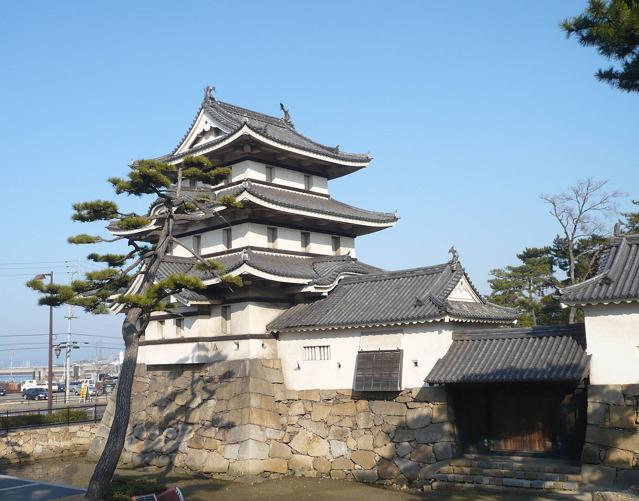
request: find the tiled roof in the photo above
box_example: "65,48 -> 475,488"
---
426,324 -> 589,384
267,262 -> 519,332
157,249 -> 380,288
211,181 -> 397,225
167,97 -> 370,164
559,234 -> 639,305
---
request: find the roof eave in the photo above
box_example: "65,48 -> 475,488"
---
161,123 -> 371,168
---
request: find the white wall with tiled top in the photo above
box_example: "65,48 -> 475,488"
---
584,302 -> 639,384
277,324 -> 454,390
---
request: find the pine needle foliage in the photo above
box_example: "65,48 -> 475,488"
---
26,154 -> 241,500
562,0 -> 639,92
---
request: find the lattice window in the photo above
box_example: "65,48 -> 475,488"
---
354,350 -> 403,392
303,345 -> 331,361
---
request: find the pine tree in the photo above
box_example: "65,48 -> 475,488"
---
27,155 -> 241,500
541,178 -> 621,322
562,0 -> 639,93
622,200 -> 639,233
488,247 -> 557,327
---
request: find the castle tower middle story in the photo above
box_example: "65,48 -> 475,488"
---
110,90 -> 398,365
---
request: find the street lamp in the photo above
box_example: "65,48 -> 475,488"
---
33,272 -> 54,413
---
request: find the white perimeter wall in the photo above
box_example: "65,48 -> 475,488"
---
277,324 -> 453,390
585,302 -> 639,384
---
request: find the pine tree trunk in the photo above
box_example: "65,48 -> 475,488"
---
568,244 -> 577,324
85,308 -> 141,500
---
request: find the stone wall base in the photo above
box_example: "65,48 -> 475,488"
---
1,423 -> 97,464
582,384 -> 639,489
89,359 -> 458,486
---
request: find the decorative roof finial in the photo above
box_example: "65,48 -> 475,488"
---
204,85 -> 216,102
279,102 -> 294,127
448,245 -> 459,263
614,220 -> 623,237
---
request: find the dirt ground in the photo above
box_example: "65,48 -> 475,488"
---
0,458 -> 589,501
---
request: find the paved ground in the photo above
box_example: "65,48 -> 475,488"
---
0,473 -> 85,500
1,458 -> 588,501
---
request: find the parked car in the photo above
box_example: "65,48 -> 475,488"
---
57,383 -> 66,393
69,381 -> 82,395
20,380 -> 41,392
0,387 -> 6,396
23,387 -> 48,400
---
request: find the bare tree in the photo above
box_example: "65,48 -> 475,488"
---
541,177 -> 623,322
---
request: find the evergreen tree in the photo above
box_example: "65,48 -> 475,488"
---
562,0 -> 639,93
488,247 -> 557,326
551,234 -> 610,284
27,155 -> 240,500
541,178 -> 621,322
622,200 -> 639,233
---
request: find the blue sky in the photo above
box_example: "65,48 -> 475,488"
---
1,1 -> 637,366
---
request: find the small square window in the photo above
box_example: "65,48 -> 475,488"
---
221,305 -> 231,335
303,345 -> 331,361
266,166 -> 274,183
301,231 -> 311,252
193,235 -> 202,255
223,228 -> 232,249
331,236 -> 341,256
267,227 -> 278,249
304,174 -> 313,191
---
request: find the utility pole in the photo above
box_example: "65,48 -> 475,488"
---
33,271 -> 54,413
47,271 -> 54,412
64,303 -> 76,404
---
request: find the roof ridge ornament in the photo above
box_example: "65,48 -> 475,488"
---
614,220 -> 623,237
204,85 -> 216,102
279,102 -> 294,128
448,245 -> 459,271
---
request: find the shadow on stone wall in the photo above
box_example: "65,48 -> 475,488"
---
89,353 -> 460,488
582,384 -> 639,489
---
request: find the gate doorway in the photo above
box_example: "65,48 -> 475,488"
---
453,383 -> 586,459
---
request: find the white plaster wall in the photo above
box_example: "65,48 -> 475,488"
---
584,302 -> 639,384
223,160 -> 329,195
173,223 -> 354,257
139,338 -> 278,365
247,223 -> 355,256
145,302 -> 289,344
277,324 -> 453,390
173,223 -> 250,256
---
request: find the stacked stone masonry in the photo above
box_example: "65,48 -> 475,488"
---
582,384 -> 639,489
1,423 -> 97,464
89,359 -> 458,486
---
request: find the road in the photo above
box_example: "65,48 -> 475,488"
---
0,392 -> 108,412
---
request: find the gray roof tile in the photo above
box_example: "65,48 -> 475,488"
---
167,97 -> 370,164
211,181 -> 397,224
559,234 -> 639,305
158,249 -> 380,288
426,324 -> 589,384
268,262 -> 518,331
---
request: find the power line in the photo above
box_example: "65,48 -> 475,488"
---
0,333 -> 119,338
